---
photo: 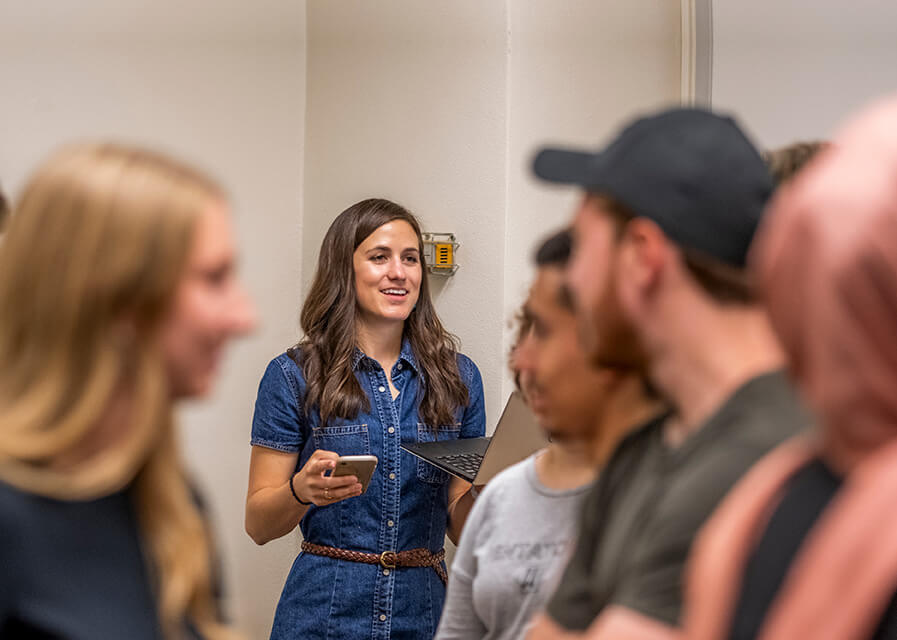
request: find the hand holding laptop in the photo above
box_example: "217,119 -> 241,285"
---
402,392 -> 547,486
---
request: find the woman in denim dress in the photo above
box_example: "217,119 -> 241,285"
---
246,199 -> 486,640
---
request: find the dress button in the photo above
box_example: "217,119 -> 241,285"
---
389,472 -> 396,480
379,614 -> 387,622
387,520 -> 394,527
397,363 -> 403,370
378,385 -> 386,392
383,569 -> 390,576
388,427 -> 395,434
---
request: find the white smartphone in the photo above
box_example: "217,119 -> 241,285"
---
331,455 -> 379,494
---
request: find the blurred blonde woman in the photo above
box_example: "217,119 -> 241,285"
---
0,144 -> 255,639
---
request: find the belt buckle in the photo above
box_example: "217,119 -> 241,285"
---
379,551 -> 397,569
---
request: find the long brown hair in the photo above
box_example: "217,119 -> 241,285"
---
0,144 -> 240,639
298,198 -> 468,427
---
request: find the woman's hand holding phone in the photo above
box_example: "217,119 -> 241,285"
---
291,450 -> 363,506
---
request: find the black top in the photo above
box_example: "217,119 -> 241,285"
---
728,458 -> 897,640
0,480 -> 204,639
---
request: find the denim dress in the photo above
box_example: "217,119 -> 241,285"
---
251,340 -> 486,640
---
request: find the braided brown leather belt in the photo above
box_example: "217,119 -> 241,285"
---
301,541 -> 447,585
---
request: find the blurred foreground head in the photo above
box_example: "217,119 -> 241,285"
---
0,143 -> 252,638
753,97 -> 897,471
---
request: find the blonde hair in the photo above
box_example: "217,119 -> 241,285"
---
0,144 -> 241,639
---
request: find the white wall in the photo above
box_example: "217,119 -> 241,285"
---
303,0 -> 682,426
0,2 -> 306,637
304,0 -> 511,428
711,0 -> 897,147
505,0 -> 681,399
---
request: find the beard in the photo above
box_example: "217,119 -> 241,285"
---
580,268 -> 648,372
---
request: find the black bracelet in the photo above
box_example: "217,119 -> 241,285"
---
289,471 -> 312,505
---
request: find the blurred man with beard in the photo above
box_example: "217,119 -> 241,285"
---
525,108 -> 808,639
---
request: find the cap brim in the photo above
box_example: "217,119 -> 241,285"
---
532,148 -> 594,185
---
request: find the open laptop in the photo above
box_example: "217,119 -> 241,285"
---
401,391 -> 547,484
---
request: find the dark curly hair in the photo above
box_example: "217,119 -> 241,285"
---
764,141 -> 828,186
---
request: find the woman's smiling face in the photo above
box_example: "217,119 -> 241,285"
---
353,220 -> 422,327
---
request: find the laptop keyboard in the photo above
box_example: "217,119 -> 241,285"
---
435,452 -> 483,476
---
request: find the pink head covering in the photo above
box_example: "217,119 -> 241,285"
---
752,96 -> 897,471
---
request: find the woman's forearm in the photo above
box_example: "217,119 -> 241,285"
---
245,481 -> 307,545
446,484 -> 477,545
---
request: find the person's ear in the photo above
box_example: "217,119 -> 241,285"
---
619,218 -> 669,294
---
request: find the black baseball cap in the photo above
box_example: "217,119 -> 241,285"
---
532,108 -> 773,267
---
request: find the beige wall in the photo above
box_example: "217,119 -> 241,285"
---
710,0 -> 897,147
505,0 -> 682,399
2,1 -> 681,635
0,2 -> 306,637
304,0 -> 682,424
304,0 -> 511,428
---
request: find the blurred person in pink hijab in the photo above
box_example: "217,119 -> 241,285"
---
684,96 -> 897,640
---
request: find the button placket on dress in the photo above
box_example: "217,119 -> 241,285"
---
370,363 -> 403,638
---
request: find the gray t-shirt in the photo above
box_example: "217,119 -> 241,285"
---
435,452 -> 592,640
547,371 -> 808,631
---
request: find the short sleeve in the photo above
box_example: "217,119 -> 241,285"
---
545,480 -> 604,631
607,441 -> 777,626
250,355 -> 306,453
607,531 -> 687,625
457,355 -> 486,439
